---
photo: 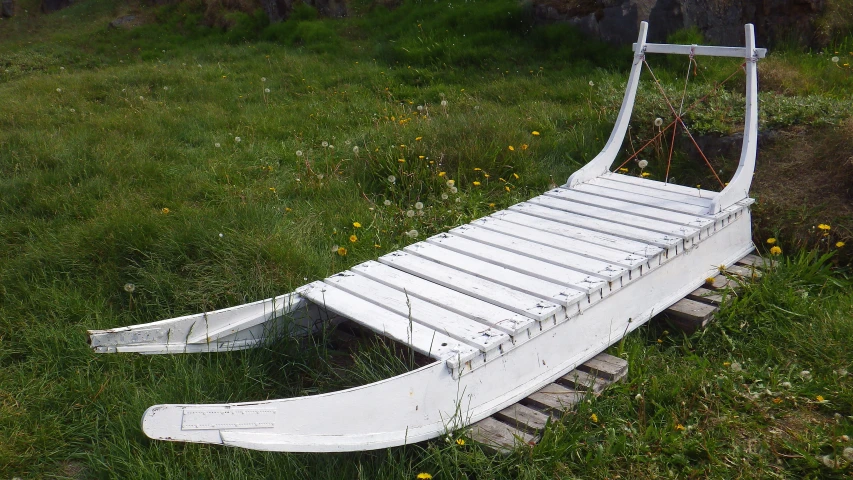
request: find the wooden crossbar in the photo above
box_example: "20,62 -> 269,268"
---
633,43 -> 767,59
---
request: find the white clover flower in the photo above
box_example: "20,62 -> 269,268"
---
387,175 -> 396,183
296,150 -> 303,157
322,141 -> 329,147
383,199 -> 391,206
215,142 -> 221,148
638,159 -> 648,169
654,117 -> 663,127
235,136 -> 241,143
441,100 -> 448,107
264,88 -> 270,93
634,393 -> 642,401
123,283 -> 136,293
414,202 -> 424,210
407,229 -> 419,238
352,146 -> 359,154
406,210 -> 415,218
832,56 -> 840,63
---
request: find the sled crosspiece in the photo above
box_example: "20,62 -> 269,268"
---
88,22 -> 765,453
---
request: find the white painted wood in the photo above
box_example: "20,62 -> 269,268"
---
490,209 -> 663,259
470,217 -> 651,268
136,211 -> 752,453
88,293 -> 316,354
323,272 -> 510,354
444,226 -> 634,282
403,242 -> 594,309
635,43 -> 766,58
587,176 -> 714,207
351,261 -> 535,337
379,250 -> 562,321
572,183 -> 710,216
566,22 -> 648,187
601,172 -> 719,199
508,202 -> 683,253
296,281 -> 478,367
710,24 -> 759,214
546,188 -> 713,229
527,196 -> 699,240
425,230 -> 617,287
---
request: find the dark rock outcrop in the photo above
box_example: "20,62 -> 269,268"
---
1,0 -> 14,18
304,0 -> 348,18
531,0 -> 827,47
41,0 -> 73,13
261,0 -> 293,23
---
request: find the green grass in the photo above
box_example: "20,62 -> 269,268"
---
1,0 -> 852,478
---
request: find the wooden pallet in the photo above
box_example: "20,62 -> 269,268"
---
468,352 -> 628,453
663,253 -> 774,333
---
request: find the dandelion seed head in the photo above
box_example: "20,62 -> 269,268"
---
219,233 -> 224,238
407,229 -> 419,238
123,283 -> 136,293
415,202 -> 424,210
446,180 -> 455,187
406,210 -> 415,218
589,80 -> 595,86
440,100 -> 448,107
832,56 -> 840,63
163,86 -> 169,90
654,117 -> 663,127
417,105 -> 424,111
441,193 -> 448,200
387,175 -> 396,183
450,187 -> 458,194
264,88 -> 270,93
296,150 -> 303,157
638,159 -> 648,169
235,136 -> 241,143
353,146 -> 359,154
56,88 -> 62,93
384,199 -> 391,206
261,77 -> 267,82
322,141 -> 329,147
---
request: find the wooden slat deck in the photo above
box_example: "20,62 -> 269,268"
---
292,178 -> 752,376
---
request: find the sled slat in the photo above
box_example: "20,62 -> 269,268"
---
526,196 -> 699,239
468,218 -> 650,268
587,177 -> 714,207
637,43 -> 766,59
573,183 -> 710,216
296,281 -> 478,364
545,188 -> 713,228
559,369 -> 610,394
601,171 -> 718,199
437,227 -> 629,282
490,209 -> 663,258
324,273 -> 510,353
406,241 -> 597,303
685,287 -> 723,305
577,353 -> 629,382
351,261 -> 535,337
509,202 -> 682,250
379,251 -> 562,322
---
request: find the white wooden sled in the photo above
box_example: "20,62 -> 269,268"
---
88,22 -> 765,452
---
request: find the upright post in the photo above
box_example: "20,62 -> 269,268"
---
708,24 -> 759,214
566,22 -> 649,187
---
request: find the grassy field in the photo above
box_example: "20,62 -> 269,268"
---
1,0 -> 852,478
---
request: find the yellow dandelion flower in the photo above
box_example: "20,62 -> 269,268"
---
505,186 -> 511,192
398,159 -> 405,163
508,145 -> 515,151
161,207 -> 170,215
400,144 -> 406,148
473,167 -> 481,171
512,173 -> 519,179
484,174 -> 490,178
521,144 -> 528,150
641,172 -> 651,177
837,241 -> 845,248
488,203 -> 495,208
416,474 -> 432,480
353,222 -> 362,228
723,362 -> 731,367
374,244 -> 381,248
415,137 -> 423,141
816,395 -> 825,402
590,413 -> 598,423
818,223 -> 831,231
349,235 -> 358,243
438,172 -> 446,177
772,397 -> 782,404
770,246 -> 782,256
269,187 -> 276,193
705,277 -> 715,285
473,181 -> 481,186
657,339 -> 663,343
499,177 -> 506,182
532,131 -> 540,136
337,247 -> 347,256
675,424 -> 686,431
285,207 -> 292,212
718,264 -> 726,273
766,238 -> 776,244
456,438 -> 465,446
618,168 -> 629,173
418,155 -> 425,159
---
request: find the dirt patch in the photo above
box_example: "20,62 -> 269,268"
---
751,120 -> 853,262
